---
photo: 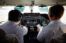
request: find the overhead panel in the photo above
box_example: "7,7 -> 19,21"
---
35,0 -> 56,5
0,0 -> 32,6
58,0 -> 66,5
0,0 -> 66,6
34,0 -> 66,5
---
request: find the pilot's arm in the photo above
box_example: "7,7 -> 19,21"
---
37,30 -> 45,42
16,26 -> 28,43
37,27 -> 49,42
22,26 -> 28,35
61,24 -> 66,33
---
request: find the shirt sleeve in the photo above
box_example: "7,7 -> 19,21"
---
37,27 -> 49,42
16,26 -> 28,43
61,24 -> 66,33
22,26 -> 28,35
16,27 -> 24,43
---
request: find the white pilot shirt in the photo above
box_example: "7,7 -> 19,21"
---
37,20 -> 66,43
22,25 -> 28,35
0,21 -> 28,43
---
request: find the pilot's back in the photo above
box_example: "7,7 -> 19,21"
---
0,21 -> 24,43
37,20 -> 66,43
0,21 -> 21,34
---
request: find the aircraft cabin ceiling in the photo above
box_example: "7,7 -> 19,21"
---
0,0 -> 66,6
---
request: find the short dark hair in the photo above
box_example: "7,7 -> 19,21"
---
49,5 -> 64,19
8,10 -> 22,22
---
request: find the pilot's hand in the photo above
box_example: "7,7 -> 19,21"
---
37,28 -> 40,32
25,26 -> 28,29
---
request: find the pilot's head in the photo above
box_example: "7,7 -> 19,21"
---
8,10 -> 22,24
49,5 -> 64,21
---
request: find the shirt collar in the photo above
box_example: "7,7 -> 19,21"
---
7,21 -> 17,25
49,20 -> 61,25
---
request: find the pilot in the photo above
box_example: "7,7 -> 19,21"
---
0,10 -> 28,43
37,5 -> 66,43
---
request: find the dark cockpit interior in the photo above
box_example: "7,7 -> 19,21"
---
20,13 -> 50,43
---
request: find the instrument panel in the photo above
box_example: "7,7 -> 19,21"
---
21,13 -> 50,27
